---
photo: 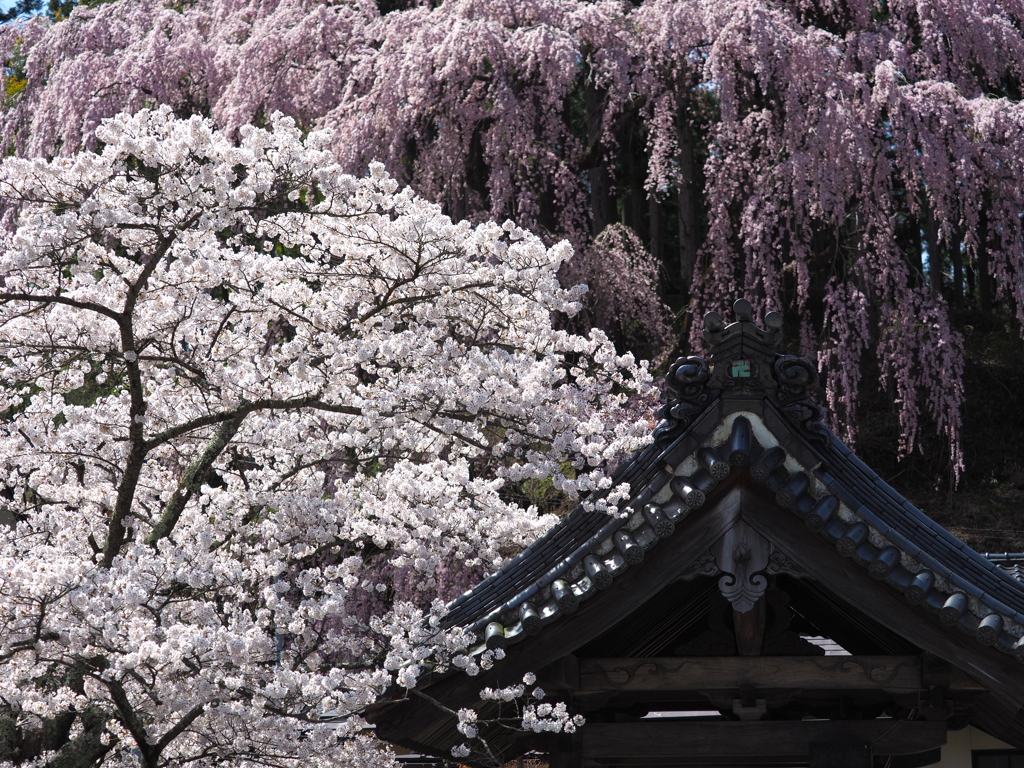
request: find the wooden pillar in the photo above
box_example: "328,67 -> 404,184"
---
809,740 -> 872,768
733,595 -> 766,656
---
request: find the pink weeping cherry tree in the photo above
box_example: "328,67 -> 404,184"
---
4,0 -> 1019,477
3,0 -> 1024,475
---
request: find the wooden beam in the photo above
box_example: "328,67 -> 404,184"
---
735,487 -> 1024,710
577,655 -> 985,693
809,740 -> 871,768
579,720 -> 946,758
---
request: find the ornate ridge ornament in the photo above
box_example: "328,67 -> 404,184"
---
678,551 -> 720,581
654,298 -> 829,449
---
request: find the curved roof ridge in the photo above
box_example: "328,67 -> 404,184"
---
439,403 -> 724,630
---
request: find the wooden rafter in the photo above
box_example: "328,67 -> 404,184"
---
579,720 -> 947,759
575,655 -> 985,693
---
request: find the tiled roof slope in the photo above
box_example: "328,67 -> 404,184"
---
439,405 -> 719,630
440,300 -> 1024,665
998,564 -> 1024,584
983,553 -> 1024,584
816,434 -> 1024,620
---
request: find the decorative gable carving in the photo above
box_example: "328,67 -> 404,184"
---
711,519 -> 771,613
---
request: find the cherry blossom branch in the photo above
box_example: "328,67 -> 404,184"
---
0,293 -> 122,322
145,413 -> 246,546
142,398 -> 362,452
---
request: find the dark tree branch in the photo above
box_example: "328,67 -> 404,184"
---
102,235 -> 175,568
144,397 -> 361,452
145,412 -> 246,546
0,293 -> 121,322
155,704 -> 205,754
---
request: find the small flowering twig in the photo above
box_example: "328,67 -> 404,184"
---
409,673 -> 584,768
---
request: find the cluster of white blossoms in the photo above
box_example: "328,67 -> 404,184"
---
0,107 -> 651,767
447,673 -> 582,764
521,701 -> 584,733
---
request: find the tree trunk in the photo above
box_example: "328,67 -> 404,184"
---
676,87 -> 698,289
586,84 -> 614,237
951,227 -> 963,309
978,204 -> 993,313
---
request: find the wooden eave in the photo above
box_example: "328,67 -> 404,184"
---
371,474 -> 1024,762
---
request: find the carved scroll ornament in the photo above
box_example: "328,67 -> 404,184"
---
711,520 -> 771,613
652,299 -> 830,448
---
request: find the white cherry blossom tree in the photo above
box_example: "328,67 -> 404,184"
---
0,107 -> 654,767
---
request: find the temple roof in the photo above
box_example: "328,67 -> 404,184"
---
368,300 -> 1024,765
440,300 -> 1024,666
